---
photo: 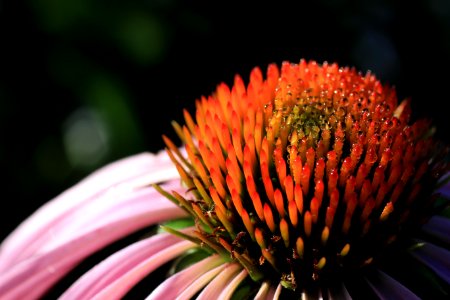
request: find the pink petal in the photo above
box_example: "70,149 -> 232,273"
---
327,283 -> 351,300
410,240 -> 450,285
0,190 -> 186,300
421,216 -> 450,245
89,240 -> 195,300
146,254 -> 225,300
264,283 -> 280,300
272,283 -> 282,300
365,269 -> 420,300
42,181 -> 185,252
254,281 -> 271,300
196,263 -> 241,300
175,263 -> 230,300
217,269 -> 248,300
0,150 -> 181,270
61,230 -> 195,300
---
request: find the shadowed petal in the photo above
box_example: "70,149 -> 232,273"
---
0,191 -> 186,300
254,281 -> 271,300
61,230 -> 195,300
88,240 -> 195,300
259,283 -> 282,300
175,263 -> 229,300
146,254 -> 224,300
421,216 -> 450,245
217,269 -> 248,300
436,175 -> 450,198
328,283 -> 351,300
411,240 -> 450,285
196,263 -> 241,300
0,150 -> 180,270
365,269 -> 420,300
272,283 -> 282,300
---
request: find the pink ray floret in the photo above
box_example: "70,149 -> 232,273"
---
0,151 -> 187,299
146,254 -> 225,300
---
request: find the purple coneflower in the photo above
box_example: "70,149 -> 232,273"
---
0,59 -> 449,299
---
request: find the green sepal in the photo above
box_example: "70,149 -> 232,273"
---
157,217 -> 195,233
159,225 -> 201,246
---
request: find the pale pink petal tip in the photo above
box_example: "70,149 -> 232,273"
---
272,283 -> 282,300
254,281 -> 271,300
0,194 -> 186,300
218,268 -> 248,300
146,254 -> 225,300
61,230 -> 195,300
196,263 -> 241,300
0,150 -> 189,299
0,150 -> 181,269
175,263 -> 229,300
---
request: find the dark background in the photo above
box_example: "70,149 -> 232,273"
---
1,0 -> 449,242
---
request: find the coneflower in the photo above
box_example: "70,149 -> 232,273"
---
0,59 -> 449,299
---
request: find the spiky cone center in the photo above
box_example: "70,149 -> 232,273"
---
161,60 -> 449,292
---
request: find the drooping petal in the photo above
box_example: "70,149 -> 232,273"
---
217,269 -> 248,300
61,230 -> 195,300
272,283 -> 282,300
410,240 -> 450,285
365,269 -> 420,300
175,263 -> 229,300
421,216 -> 450,245
436,174 -> 450,198
261,283 -> 278,300
42,180 -> 185,252
89,240 -> 195,300
0,150 -> 181,270
259,283 -> 282,300
254,281 -> 270,300
196,263 -> 241,300
146,254 -> 225,300
327,283 -> 352,300
0,189 -> 186,300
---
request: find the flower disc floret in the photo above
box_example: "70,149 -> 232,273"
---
160,59 -> 449,292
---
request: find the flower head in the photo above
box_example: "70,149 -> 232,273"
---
0,59 -> 449,299
161,59 -> 450,295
